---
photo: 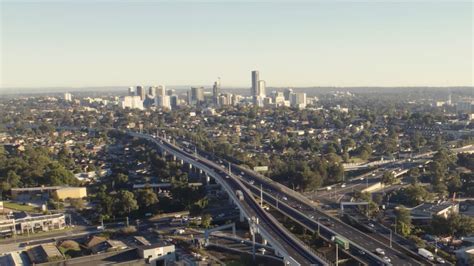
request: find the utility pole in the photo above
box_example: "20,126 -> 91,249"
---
260,184 -> 263,207
389,228 -> 392,248
228,162 -> 231,174
126,217 -> 129,227
335,243 -> 339,266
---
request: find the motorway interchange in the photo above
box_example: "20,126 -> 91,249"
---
132,131 -> 450,266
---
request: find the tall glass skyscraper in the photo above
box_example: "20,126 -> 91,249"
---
251,70 -> 259,97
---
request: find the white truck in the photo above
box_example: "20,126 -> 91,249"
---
418,248 -> 434,261
236,190 -> 244,201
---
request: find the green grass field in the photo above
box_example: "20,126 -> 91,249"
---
3,201 -> 37,212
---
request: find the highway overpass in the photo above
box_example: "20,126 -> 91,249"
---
128,131 -> 329,266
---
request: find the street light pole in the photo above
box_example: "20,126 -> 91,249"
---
389,228 -> 392,248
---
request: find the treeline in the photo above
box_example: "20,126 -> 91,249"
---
0,145 -> 79,197
270,155 -> 344,191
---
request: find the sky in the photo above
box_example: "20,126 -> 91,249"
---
1,0 -> 473,89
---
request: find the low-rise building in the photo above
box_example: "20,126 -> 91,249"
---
11,186 -> 87,201
136,241 -> 175,265
26,243 -> 64,264
0,213 -> 66,236
410,202 -> 459,221
53,187 -> 87,200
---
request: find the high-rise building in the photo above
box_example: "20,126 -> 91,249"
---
136,86 -> 145,101
272,91 -> 285,106
170,95 -> 178,109
128,87 -> 136,96
167,89 -> 176,96
212,78 -> 221,106
64,93 -> 72,102
251,71 -> 259,97
290,92 -> 307,109
121,96 -> 144,110
156,85 -> 166,98
258,80 -> 266,97
148,86 -> 156,97
190,87 -> 205,106
284,88 -> 293,101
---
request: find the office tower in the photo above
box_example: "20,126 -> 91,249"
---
190,87 -> 204,106
121,96 -> 144,110
456,100 -> 473,113
258,80 -> 266,97
128,86 -> 136,96
170,95 -> 178,109
161,96 -> 171,110
290,92 -> 307,109
156,85 -> 166,98
251,71 -> 259,97
213,77 -> 221,106
284,88 -> 293,101
167,89 -> 176,96
136,86 -> 145,101
148,86 -> 156,97
272,91 -> 285,106
64,93 -> 72,102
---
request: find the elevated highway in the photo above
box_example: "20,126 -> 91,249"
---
128,131 -> 329,266
233,164 -> 427,266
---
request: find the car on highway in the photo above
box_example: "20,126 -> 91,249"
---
249,180 -> 255,185
319,217 -> 335,227
436,257 -> 446,264
375,248 -> 385,256
326,186 -> 332,191
368,223 -> 375,228
341,183 -> 346,188
357,249 -> 366,255
382,256 -> 391,263
282,196 -> 288,201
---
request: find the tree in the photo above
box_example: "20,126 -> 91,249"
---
431,213 -> 474,238
395,206 -> 412,236
113,173 -> 129,189
407,168 -> 420,184
391,184 -> 431,207
201,213 -> 212,228
381,171 -> 396,185
70,198 -> 85,211
135,189 -> 158,210
114,190 -> 138,216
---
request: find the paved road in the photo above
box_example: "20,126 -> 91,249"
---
133,132 -> 329,266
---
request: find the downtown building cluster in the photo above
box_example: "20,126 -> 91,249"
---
119,70 -> 309,110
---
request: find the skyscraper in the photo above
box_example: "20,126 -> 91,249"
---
212,77 -> 221,107
190,87 -> 205,106
157,85 -> 166,98
284,88 -> 293,101
148,86 -> 156,97
128,86 -> 136,96
258,80 -> 266,97
136,86 -> 145,101
251,71 -> 259,97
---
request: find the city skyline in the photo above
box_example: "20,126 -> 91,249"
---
2,1 -> 472,89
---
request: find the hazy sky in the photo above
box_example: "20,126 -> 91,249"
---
1,0 -> 472,89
